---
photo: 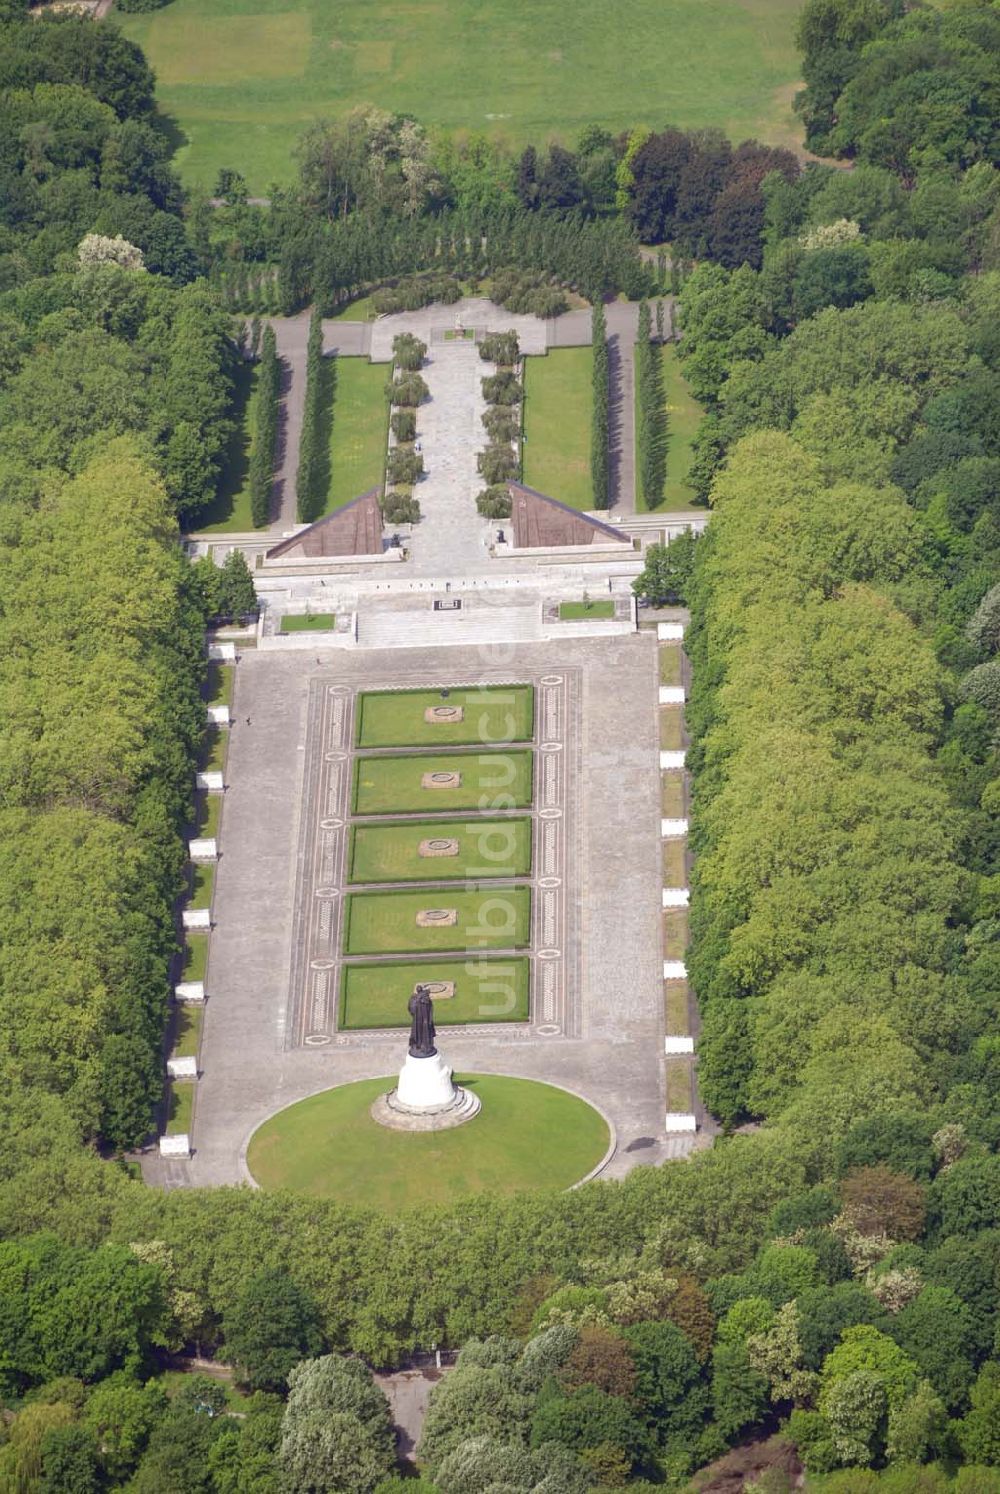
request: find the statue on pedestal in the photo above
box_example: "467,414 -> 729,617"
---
408,985 -> 437,1058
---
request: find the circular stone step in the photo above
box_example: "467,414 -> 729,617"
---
370,1084 -> 482,1132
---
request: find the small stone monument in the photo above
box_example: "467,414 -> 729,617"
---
422,770 -> 461,790
424,704 -> 463,724
418,837 -> 460,858
371,986 -> 481,1131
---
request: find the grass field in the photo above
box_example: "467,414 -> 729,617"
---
663,909 -> 688,963
340,957 -> 530,1028
663,839 -> 686,886
665,979 -> 689,1033
327,358 -> 388,511
279,613 -> 336,632
349,817 -> 532,883
120,0 -> 804,195
354,749 -> 534,815
193,360 -> 258,533
522,349 -> 593,511
356,686 -> 534,749
200,726 -> 226,773
246,1075 -> 609,1207
637,345 -> 706,513
559,599 -> 614,619
662,775 -> 685,817
343,886 -> 532,955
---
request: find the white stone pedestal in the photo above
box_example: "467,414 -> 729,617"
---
371,1049 -> 481,1131
396,1051 -> 456,1109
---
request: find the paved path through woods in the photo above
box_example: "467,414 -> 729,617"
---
264,298 -> 673,531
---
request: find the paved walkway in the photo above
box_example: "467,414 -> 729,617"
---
405,340 -> 493,576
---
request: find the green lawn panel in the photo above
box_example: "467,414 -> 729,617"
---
340,957 -> 530,1028
343,886 -> 531,955
354,749 -> 533,815
279,613 -> 336,632
522,348 -> 593,510
327,358 -> 388,511
349,817 -> 531,884
559,600 -> 614,619
247,1075 -> 610,1208
356,686 -> 533,749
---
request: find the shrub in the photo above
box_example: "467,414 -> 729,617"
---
490,270 -> 569,317
481,372 -> 521,406
390,410 -> 416,443
382,493 -> 421,525
371,275 -> 462,315
476,486 -> 512,519
478,444 -> 518,484
482,406 -> 519,442
391,334 -> 427,372
386,449 -> 423,487
479,330 -> 519,366
387,373 -> 428,407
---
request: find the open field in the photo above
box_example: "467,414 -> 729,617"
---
354,749 -> 534,815
120,0 -> 804,194
522,349 -> 593,510
195,792 -> 221,841
340,957 -> 530,1028
356,686 -> 534,749
343,886 -> 532,955
349,817 -> 532,883
206,662 -> 234,708
166,1080 -> 194,1135
326,357 -> 387,511
170,1003 -> 203,1060
246,1075 -> 610,1207
659,646 -> 682,686
637,345 -> 706,513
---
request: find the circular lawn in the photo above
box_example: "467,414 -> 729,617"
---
246,1075 -> 610,1211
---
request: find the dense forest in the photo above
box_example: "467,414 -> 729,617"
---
1,0 -> 1000,1486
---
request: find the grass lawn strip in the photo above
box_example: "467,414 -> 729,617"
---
357,686 -> 534,749
190,864 -> 215,910
196,793 -> 221,840
327,358 -> 388,512
343,886 -> 531,955
659,646 -> 682,686
340,957 -> 530,1028
665,1059 -> 692,1112
206,662 -> 234,708
247,1075 -> 609,1208
120,0 -> 803,194
665,982 -> 689,1035
635,344 -> 707,514
522,348 -> 593,511
182,935 -> 208,984
170,1004 -> 203,1060
660,707 -> 684,751
280,613 -> 336,633
354,749 -> 534,815
662,775 -> 685,817
559,599 -> 614,619
201,726 -> 226,774
663,840 -> 686,886
349,817 -> 532,883
663,909 -> 687,961
166,1081 -> 194,1136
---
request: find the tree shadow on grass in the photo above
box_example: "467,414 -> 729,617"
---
191,359 -> 256,530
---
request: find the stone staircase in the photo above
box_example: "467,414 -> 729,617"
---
357,601 -> 542,650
